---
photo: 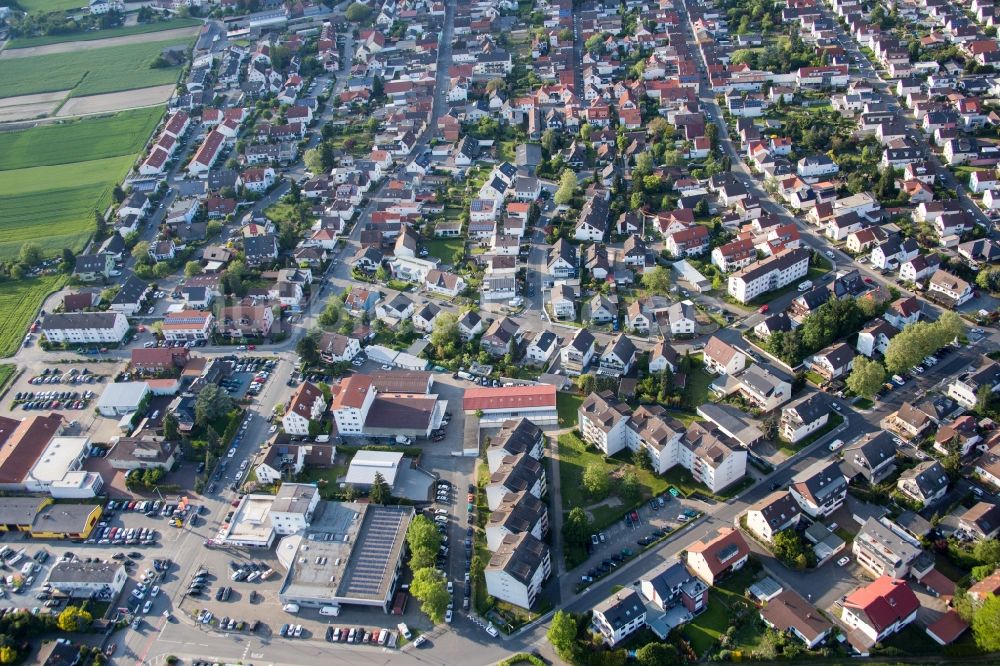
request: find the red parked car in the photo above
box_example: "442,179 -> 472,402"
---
758,304 -> 769,313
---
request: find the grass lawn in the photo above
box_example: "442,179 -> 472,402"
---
8,18 -> 201,48
556,391 -> 583,427
0,275 -> 64,358
804,370 -> 827,386
0,107 -> 164,170
296,465 -> 348,499
0,38 -> 191,98
880,623 -> 943,655
684,567 -> 760,654
683,596 -> 730,654
0,364 -> 16,398
684,366 -> 714,407
425,238 -> 464,263
558,431 -> 668,531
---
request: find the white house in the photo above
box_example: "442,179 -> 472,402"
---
282,382 -> 327,436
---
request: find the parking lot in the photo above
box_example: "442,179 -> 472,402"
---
576,493 -> 713,588
221,356 -> 279,400
172,542 -> 436,648
3,362 -> 113,421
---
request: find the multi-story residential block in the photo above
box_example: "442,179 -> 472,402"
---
484,532 -> 551,610
42,312 -> 129,345
727,248 -> 810,303
852,518 -> 924,579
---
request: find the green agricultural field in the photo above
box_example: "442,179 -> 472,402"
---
0,275 -> 65,358
0,39 -> 191,99
15,0 -> 84,14
0,107 -> 163,170
0,155 -> 136,259
7,18 -> 201,48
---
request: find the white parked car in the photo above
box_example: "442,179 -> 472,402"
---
837,556 -> 850,567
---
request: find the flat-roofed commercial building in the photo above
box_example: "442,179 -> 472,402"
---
279,502 -> 413,612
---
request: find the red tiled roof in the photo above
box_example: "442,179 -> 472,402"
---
926,610 -> 968,645
844,576 -> 920,633
289,381 -> 325,416
463,385 -> 556,412
329,376 -> 372,410
0,413 -> 62,484
687,527 -> 749,577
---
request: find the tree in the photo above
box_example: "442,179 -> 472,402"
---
410,567 -> 450,624
641,265 -> 672,295
632,448 -> 652,470
973,594 -> 1000,651
547,610 -> 577,661
429,311 -> 459,356
296,331 -> 321,367
94,209 -> 108,238
885,314 -> 963,375
635,642 -> 677,666
370,471 -> 391,504
194,384 -> 232,427
619,471 -> 640,502
562,507 -> 591,548
18,242 -> 42,267
582,462 -> 610,500
303,147 -> 324,174
634,152 -> 654,175
555,169 -> 577,205
845,356 -> 886,399
57,606 -> 92,632
693,199 -> 710,217
112,184 -> 126,203
406,514 -> 442,560
0,645 -> 16,665
163,412 -> 179,442
974,539 -> 1000,566
184,260 -> 202,278
976,267 -> 1000,294
345,2 -> 372,22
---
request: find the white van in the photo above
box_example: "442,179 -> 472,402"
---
282,603 -> 300,614
397,622 -> 412,640
797,280 -> 813,292
828,439 -> 845,452
319,605 -> 340,616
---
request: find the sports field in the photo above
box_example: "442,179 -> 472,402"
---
0,107 -> 164,259
0,275 -> 65,358
6,18 -> 200,48
0,39 -> 190,99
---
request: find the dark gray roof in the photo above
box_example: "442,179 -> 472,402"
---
111,273 -> 149,306
594,590 -> 645,630
900,461 -> 949,498
569,328 -> 596,353
44,312 -> 121,331
491,418 -> 543,457
785,393 -> 828,424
